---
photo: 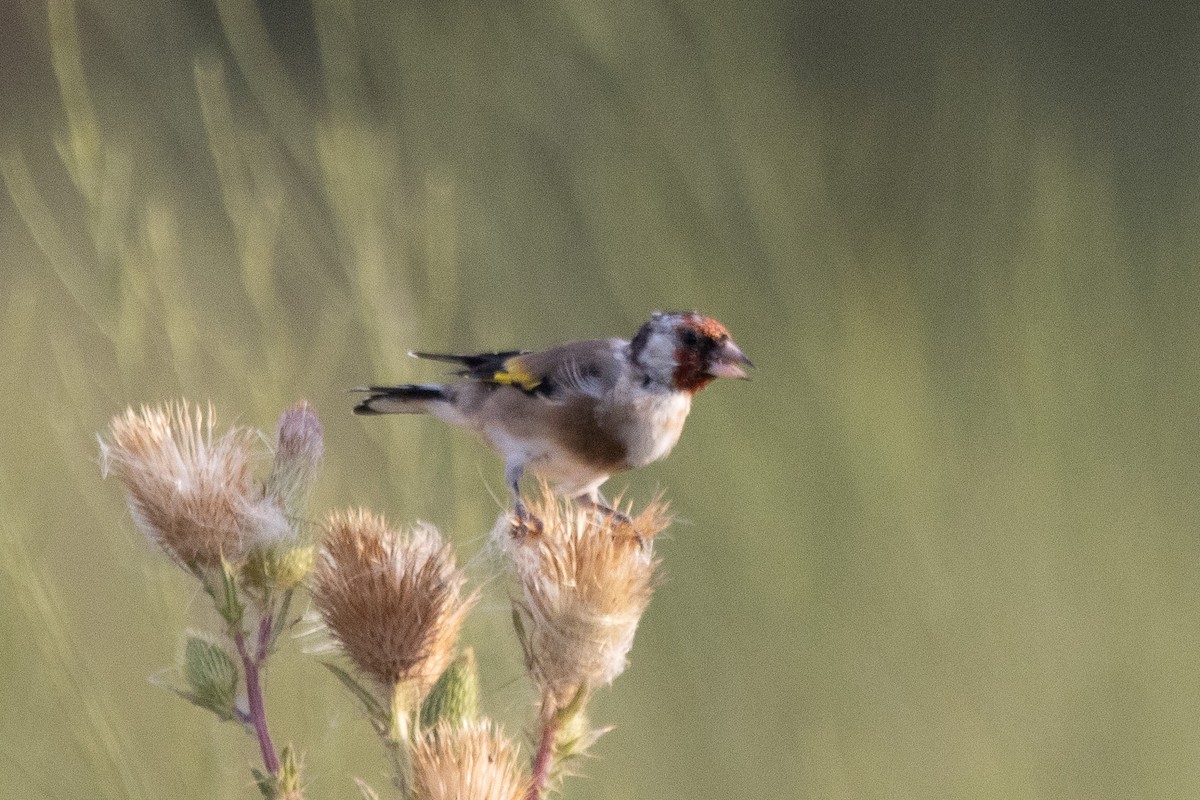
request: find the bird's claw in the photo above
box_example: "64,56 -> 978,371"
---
580,498 -> 646,549
513,499 -> 544,537
606,507 -> 635,527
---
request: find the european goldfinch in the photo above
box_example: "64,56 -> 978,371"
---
354,311 -> 751,523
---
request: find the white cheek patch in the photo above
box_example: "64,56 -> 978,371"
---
637,333 -> 678,383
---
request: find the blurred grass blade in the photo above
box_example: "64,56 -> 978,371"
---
0,151 -> 113,337
212,0 -> 314,169
47,0 -> 100,199
0,505 -> 150,800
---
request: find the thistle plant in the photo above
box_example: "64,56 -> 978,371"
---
100,401 -> 322,798
494,488 -> 670,800
102,400 -> 672,800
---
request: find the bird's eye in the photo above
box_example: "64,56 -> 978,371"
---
680,329 -> 699,348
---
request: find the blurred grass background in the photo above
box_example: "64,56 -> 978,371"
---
2,0 -> 1199,797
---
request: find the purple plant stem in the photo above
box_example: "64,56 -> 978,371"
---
527,714 -> 559,800
234,614 -> 280,776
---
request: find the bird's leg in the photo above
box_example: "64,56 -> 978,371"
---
577,492 -> 633,525
507,463 -> 542,535
578,492 -> 644,547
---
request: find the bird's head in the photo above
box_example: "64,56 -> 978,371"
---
631,311 -> 753,394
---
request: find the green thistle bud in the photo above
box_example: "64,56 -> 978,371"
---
182,634 -> 239,721
420,648 -> 480,730
243,545 -> 316,593
277,744 -> 303,799
252,744 -> 303,799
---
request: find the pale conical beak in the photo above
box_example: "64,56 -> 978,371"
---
706,340 -> 754,380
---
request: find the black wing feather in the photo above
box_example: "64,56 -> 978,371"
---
409,350 -> 526,380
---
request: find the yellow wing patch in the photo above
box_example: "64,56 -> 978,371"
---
491,356 -> 542,391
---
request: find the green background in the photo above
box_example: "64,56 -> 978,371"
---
2,1 -> 1198,797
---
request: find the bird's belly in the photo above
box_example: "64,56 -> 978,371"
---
527,451 -> 610,497
485,428 -> 609,497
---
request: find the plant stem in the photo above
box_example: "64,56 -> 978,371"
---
527,710 -> 559,800
387,682 -> 414,799
234,613 -> 280,776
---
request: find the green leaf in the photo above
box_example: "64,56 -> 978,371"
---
511,605 -> 532,667
554,682 -> 590,726
322,661 -> 388,725
155,685 -> 216,716
268,587 -> 295,650
182,635 -> 240,721
250,767 -> 273,799
216,557 -> 244,627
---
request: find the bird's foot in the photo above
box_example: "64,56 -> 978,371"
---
578,497 -> 646,549
512,498 -> 544,537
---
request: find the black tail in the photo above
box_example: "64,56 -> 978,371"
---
352,384 -> 447,415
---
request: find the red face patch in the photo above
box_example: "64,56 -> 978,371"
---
672,346 -> 714,394
687,315 -> 730,341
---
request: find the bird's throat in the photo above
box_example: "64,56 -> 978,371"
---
672,348 -> 714,394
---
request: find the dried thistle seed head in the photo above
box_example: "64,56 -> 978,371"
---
494,488 -> 670,702
100,402 -> 270,568
313,509 -> 475,695
411,721 -> 529,800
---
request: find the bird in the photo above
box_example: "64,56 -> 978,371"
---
353,311 -> 752,527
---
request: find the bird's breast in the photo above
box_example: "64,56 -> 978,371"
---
610,391 -> 692,468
